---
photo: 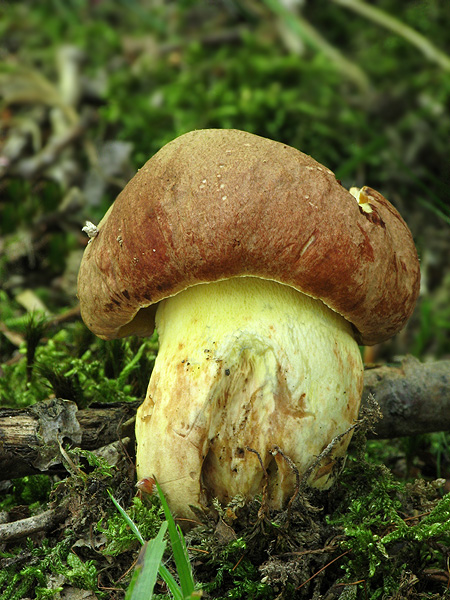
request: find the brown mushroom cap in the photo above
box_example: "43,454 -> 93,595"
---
77,129 -> 420,346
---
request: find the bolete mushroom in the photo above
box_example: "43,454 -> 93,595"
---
77,129 -> 420,519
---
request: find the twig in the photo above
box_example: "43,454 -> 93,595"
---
299,422 -> 358,492
0,322 -> 25,347
296,549 -> 350,589
232,554 -> 245,571
12,115 -> 90,179
47,305 -> 81,327
278,543 -> 339,558
0,506 -> 68,542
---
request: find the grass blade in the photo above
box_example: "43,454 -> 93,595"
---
108,490 -> 145,546
159,563 -> 184,600
125,522 -> 168,600
156,481 -> 195,598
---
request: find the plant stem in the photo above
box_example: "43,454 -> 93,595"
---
261,0 -> 370,91
332,0 -> 450,71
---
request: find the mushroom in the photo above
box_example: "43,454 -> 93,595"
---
77,129 -> 420,519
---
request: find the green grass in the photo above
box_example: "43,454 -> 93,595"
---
109,484 -> 199,600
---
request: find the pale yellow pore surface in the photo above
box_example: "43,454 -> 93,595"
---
136,277 -> 363,519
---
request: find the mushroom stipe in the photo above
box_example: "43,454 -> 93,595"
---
135,277 -> 363,518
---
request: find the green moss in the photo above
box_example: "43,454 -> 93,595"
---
0,320 -> 157,408
200,538 -> 273,600
99,496 -> 165,557
6,475 -> 51,509
325,449 -> 450,597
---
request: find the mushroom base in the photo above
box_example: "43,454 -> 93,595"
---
136,277 -> 364,519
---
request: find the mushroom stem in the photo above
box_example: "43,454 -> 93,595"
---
136,277 -> 363,519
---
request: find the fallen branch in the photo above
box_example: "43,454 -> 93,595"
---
0,397 -> 137,480
362,356 -> 450,438
0,357 -> 448,480
0,506 -> 68,543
